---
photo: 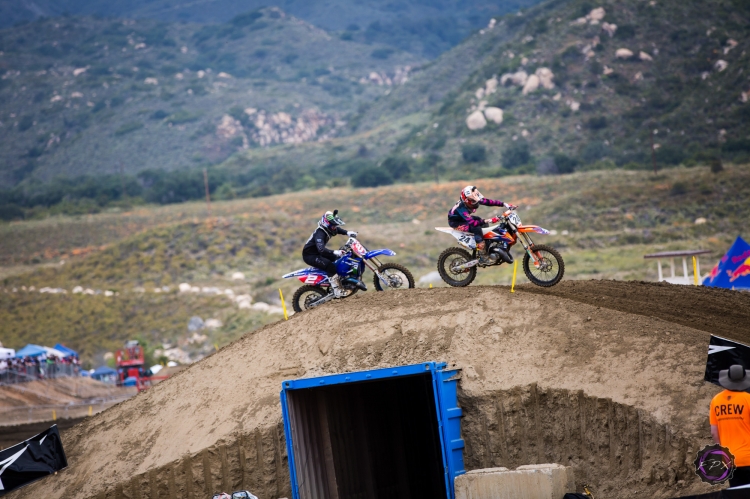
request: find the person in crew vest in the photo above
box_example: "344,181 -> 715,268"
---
710,364 -> 750,487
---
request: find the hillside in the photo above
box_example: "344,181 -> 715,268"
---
0,0 -> 542,57
361,0 -> 750,175
2,164 -> 749,363
0,8 -> 421,188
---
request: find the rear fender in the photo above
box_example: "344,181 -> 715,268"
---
435,227 -> 476,250
364,249 -> 396,259
282,268 -> 324,279
517,225 -> 551,235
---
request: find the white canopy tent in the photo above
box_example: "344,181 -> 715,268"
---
0,347 -> 15,359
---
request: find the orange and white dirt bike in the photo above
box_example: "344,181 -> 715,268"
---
435,207 -> 564,287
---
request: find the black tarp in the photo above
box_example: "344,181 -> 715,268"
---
0,425 -> 67,496
705,336 -> 750,387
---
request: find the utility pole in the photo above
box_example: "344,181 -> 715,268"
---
118,162 -> 127,200
203,168 -> 211,218
650,128 -> 657,175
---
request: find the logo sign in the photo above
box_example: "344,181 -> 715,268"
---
693,444 -> 735,485
705,336 -> 750,387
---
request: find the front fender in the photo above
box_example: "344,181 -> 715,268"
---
517,225 -> 550,235
365,249 -> 396,259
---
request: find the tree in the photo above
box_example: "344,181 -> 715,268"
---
461,144 -> 486,163
352,168 -> 394,187
502,141 -> 531,169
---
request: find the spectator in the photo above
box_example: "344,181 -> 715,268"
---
710,364 -> 750,487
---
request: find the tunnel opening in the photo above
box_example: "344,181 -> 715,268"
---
280,362 -> 464,499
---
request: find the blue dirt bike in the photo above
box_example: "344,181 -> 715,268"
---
283,236 -> 414,312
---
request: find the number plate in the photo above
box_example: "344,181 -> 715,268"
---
351,240 -> 366,256
508,212 -> 521,225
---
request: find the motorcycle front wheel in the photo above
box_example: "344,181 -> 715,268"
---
373,263 -> 415,291
291,285 -> 328,313
522,244 -> 565,287
437,247 -> 477,287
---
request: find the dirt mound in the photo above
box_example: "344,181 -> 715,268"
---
16,281 -> 743,499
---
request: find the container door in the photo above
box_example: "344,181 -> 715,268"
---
434,367 -> 465,498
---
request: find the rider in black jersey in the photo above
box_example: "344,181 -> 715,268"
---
302,210 -> 358,297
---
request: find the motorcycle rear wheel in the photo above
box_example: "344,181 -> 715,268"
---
292,285 -> 328,313
373,263 -> 415,291
437,247 -> 477,287
522,244 -> 564,287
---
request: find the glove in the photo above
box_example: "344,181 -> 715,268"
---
485,217 -> 500,224
333,250 -> 344,257
505,203 -> 518,210
347,231 -> 358,237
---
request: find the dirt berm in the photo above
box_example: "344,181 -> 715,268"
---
15,281 -> 750,499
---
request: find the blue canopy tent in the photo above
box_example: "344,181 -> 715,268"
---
91,366 -> 118,384
704,236 -> 750,290
53,343 -> 78,358
14,344 -> 47,358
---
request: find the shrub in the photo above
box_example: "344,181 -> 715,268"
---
0,204 -> 24,221
670,182 -> 688,196
655,146 -> 686,165
381,156 -> 413,179
554,154 -> 579,173
462,144 -> 487,163
150,110 -> 168,120
371,48 -> 394,60
616,25 -> 636,39
18,115 -> 33,131
351,168 -> 394,187
231,11 -> 263,28
586,116 -> 607,130
502,141 -> 530,169
114,122 -> 144,136
710,159 -> 724,173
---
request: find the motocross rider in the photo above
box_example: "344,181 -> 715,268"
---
302,210 -> 359,298
448,186 -> 516,264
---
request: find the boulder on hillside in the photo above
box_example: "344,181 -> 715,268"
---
715,60 -> 728,72
536,68 -> 555,89
639,51 -> 653,61
231,271 -> 245,280
587,7 -> 606,24
501,70 -> 528,87
466,110 -> 487,130
601,22 -> 617,37
615,48 -> 634,59
522,74 -> 540,95
485,77 -> 498,95
484,107 -> 503,124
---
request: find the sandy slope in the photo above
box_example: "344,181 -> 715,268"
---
16,281 -> 750,499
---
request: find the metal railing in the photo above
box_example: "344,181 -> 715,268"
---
0,364 -> 80,386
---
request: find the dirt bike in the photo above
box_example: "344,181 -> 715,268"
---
435,206 -> 564,287
283,236 -> 415,312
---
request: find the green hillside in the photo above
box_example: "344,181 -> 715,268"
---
0,0 -> 542,57
0,8 -> 421,187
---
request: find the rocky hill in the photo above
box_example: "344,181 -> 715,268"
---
359,0 -> 750,177
0,8 -> 421,188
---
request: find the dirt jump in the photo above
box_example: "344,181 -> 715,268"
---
13,280 -> 750,499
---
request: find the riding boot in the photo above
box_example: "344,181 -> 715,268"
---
329,275 -> 345,298
476,242 -> 491,265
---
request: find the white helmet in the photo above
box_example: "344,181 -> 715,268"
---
461,186 -> 484,208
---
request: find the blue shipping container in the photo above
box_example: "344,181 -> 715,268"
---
280,361 -> 465,499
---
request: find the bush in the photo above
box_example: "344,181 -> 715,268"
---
18,115 -> 34,131
371,48 -> 394,60
150,110 -> 168,120
381,156 -> 413,179
462,144 -> 487,163
586,116 -> 608,130
554,154 -> 579,174
502,141 -> 530,169
655,146 -> 686,165
0,204 -> 24,221
670,182 -> 688,196
232,11 -> 263,28
114,122 -> 144,136
351,168 -> 394,188
710,159 -> 724,173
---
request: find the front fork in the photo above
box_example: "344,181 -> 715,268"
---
516,232 -> 541,266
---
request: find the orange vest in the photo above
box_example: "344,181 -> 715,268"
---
710,390 -> 750,467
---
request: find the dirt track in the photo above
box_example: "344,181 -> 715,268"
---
15,281 -> 750,499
